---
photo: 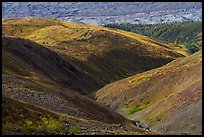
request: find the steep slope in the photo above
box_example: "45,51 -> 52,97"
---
2,35 -> 101,94
95,51 -> 202,135
2,18 -> 186,92
104,21 -> 202,53
2,36 -> 152,135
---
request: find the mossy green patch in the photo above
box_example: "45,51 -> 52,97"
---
68,126 -> 81,134
142,115 -> 162,126
41,117 -> 62,132
155,116 -> 161,122
128,107 -> 143,115
128,100 -> 150,115
184,123 -> 197,131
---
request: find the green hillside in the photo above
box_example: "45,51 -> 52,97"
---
104,21 -> 202,54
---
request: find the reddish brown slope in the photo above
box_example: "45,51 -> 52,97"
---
95,50 -> 202,135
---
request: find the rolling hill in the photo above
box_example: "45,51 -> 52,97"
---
2,18 -> 187,95
2,18 -> 198,135
95,50 -> 202,135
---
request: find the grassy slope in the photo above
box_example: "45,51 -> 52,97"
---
2,18 -> 186,92
104,21 -> 202,54
2,36 -> 152,135
95,50 -> 202,135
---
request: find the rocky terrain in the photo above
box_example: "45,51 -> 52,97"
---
2,2 -> 202,25
3,95 -> 153,135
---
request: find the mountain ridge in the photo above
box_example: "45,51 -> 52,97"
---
2,2 -> 202,25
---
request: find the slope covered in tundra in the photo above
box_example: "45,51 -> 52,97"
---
2,36 -> 153,135
95,50 -> 202,135
2,18 -> 200,135
2,18 -> 187,94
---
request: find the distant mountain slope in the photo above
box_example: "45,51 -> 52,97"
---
2,18 -> 186,94
2,2 -> 202,25
104,21 -> 202,53
2,36 -> 152,135
2,2 -> 201,17
95,50 -> 202,135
